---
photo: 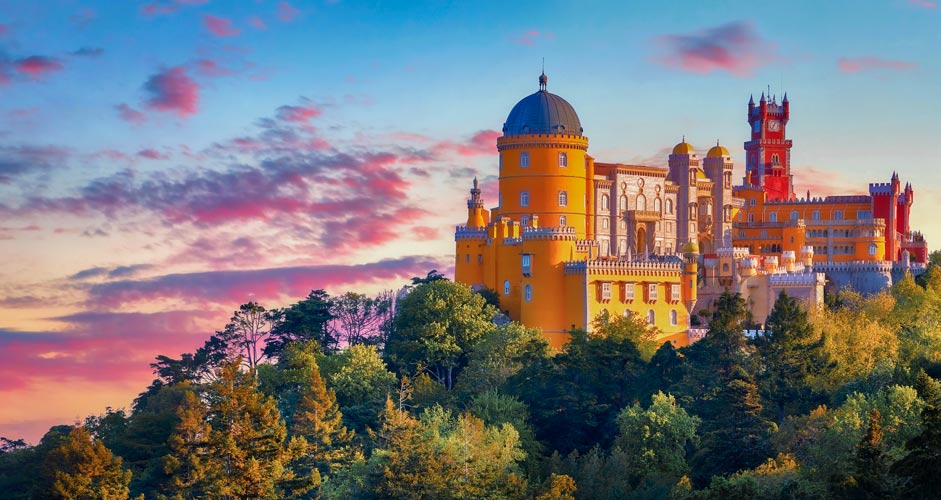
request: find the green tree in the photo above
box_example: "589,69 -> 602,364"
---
319,344 -> 397,433
753,291 -> 827,421
534,474 -> 576,500
267,290 -> 336,357
892,371 -> 941,499
330,291 -> 393,347
386,280 -> 497,390
43,426 -> 133,500
455,321 -> 547,396
615,391 -> 700,484
289,357 -> 356,483
162,390 -> 213,498
591,310 -> 660,361
840,408 -> 896,499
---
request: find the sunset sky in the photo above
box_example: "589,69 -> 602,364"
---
1,0 -> 939,442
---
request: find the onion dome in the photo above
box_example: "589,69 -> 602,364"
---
672,141 -> 696,155
503,72 -> 583,136
682,241 -> 700,254
707,143 -> 730,158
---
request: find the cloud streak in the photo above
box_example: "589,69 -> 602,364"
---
838,56 -> 917,74
654,21 -> 775,77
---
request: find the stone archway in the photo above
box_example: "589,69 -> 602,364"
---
637,226 -> 646,255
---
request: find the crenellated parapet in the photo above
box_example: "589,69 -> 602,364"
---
814,260 -> 893,272
768,272 -> 826,286
455,226 -> 488,241
521,225 -> 577,241
717,246 -> 750,259
564,258 -> 684,276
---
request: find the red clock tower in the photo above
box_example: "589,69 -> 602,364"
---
744,92 -> 793,201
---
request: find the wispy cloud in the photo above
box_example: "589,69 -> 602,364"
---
204,15 -> 240,37
653,20 -> 776,77
277,2 -> 301,22
115,104 -> 147,125
837,56 -> 917,74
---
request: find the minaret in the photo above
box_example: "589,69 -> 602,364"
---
887,172 -> 900,261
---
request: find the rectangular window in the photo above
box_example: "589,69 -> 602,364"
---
601,282 -> 611,301
647,283 -> 658,302
749,198 -> 757,206
857,210 -> 871,220
623,282 -> 635,301
559,215 -> 567,226
521,254 -> 531,276
520,151 -> 530,168
558,152 -> 567,167
671,284 -> 680,302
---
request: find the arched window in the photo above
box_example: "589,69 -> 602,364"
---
791,211 -> 799,221
520,191 -> 529,207
724,172 -> 732,189
654,198 -> 662,213
602,218 -> 609,229
521,215 -> 529,227
647,309 -> 655,325
619,195 -> 627,211
558,191 -> 568,206
812,210 -> 820,220
670,309 -> 678,326
601,194 -> 610,210
520,151 -> 530,167
769,212 -> 777,222
834,210 -> 843,221
524,284 -> 533,302
637,194 -> 647,211
559,215 -> 567,226
503,280 -> 511,295
558,152 -> 567,167
666,199 -> 674,214
771,154 -> 780,165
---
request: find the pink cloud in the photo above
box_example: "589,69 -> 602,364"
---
86,257 -> 444,308
514,30 -> 553,46
14,56 -> 64,79
909,0 -> 937,8
143,66 -> 199,118
276,100 -> 322,123
654,20 -> 775,77
249,16 -> 267,30
792,166 -> 867,198
837,56 -> 917,74
115,104 -> 146,125
194,59 -> 234,78
140,3 -> 177,16
204,14 -> 240,37
137,149 -> 169,160
277,1 -> 301,22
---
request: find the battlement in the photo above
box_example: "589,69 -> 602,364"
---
717,246 -> 751,258
764,195 -> 871,205
564,257 -> 684,276
575,239 -> 595,253
769,272 -> 825,287
504,237 -> 523,245
869,183 -> 893,194
455,226 -> 488,240
814,260 -> 893,272
522,225 -> 577,241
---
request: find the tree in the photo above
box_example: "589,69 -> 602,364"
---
591,310 -> 660,361
386,280 -> 497,390
164,361 -> 309,498
318,344 -> 397,433
42,426 -> 133,500
329,291 -> 392,348
455,321 -> 547,396
534,474 -> 577,500
615,391 -> 700,484
215,301 -> 278,370
840,408 -> 896,499
266,290 -> 336,357
753,291 -> 827,421
892,371 -> 941,499
411,269 -> 447,285
289,357 -> 356,483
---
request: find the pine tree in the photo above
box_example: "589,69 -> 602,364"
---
841,408 -> 895,499
289,359 -> 355,482
162,389 -> 213,499
43,426 -> 133,500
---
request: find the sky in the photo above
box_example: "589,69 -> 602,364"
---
1,0 -> 939,442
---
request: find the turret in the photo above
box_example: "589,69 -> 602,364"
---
782,92 -> 789,118
781,250 -> 796,272
800,246 -> 814,267
682,241 -> 699,313
465,177 -> 489,228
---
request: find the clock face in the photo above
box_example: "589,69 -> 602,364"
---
767,120 -> 781,132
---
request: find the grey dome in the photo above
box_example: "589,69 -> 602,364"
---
503,77 -> 583,136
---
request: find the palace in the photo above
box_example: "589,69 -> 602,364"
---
454,73 -> 927,347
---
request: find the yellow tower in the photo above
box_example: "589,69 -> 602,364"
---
682,240 -> 699,313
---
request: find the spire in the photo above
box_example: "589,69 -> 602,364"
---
749,94 -> 754,106
760,92 -> 766,103
473,176 -> 479,189
782,92 -> 788,103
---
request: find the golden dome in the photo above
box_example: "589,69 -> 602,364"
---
707,144 -> 730,158
672,141 -> 696,155
682,241 -> 700,254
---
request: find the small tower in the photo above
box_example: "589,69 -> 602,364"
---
682,240 -> 699,314
669,139 -> 699,247
745,90 -> 793,200
800,245 -> 814,268
466,177 -> 488,229
704,141 -> 734,249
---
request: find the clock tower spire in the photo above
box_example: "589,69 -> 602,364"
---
744,90 -> 793,200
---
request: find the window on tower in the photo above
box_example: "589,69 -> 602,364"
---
520,151 -> 530,168
601,194 -> 610,210
559,215 -> 567,226
602,218 -> 609,229
666,199 -> 674,214
520,191 -> 530,207
522,254 -> 532,276
619,195 -> 627,212
524,284 -> 532,302
772,154 -> 780,165
559,152 -> 567,167
558,191 -> 568,206
654,198 -> 662,213
503,280 -> 511,295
